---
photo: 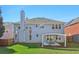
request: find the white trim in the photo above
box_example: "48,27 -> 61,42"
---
41,33 -> 66,47
64,34 -> 66,47
42,32 -> 66,36
41,35 -> 44,47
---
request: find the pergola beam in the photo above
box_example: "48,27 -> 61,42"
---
41,33 -> 66,47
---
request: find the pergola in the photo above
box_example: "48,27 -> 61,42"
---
41,33 -> 66,47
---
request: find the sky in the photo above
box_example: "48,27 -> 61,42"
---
1,5 -> 79,22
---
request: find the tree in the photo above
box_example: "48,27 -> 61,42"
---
0,26 -> 5,37
0,8 -> 5,37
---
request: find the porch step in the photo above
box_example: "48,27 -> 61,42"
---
43,42 -> 61,46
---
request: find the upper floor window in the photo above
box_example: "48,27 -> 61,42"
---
36,34 -> 39,37
26,26 -> 28,29
36,24 -> 38,27
52,24 -> 54,29
29,27 -> 31,29
55,24 -> 58,29
40,26 -> 44,28
59,24 -> 61,29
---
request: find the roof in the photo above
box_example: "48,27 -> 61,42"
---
25,17 -> 65,24
65,17 -> 79,27
3,17 -> 65,25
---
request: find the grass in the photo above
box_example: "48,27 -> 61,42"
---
0,43 -> 79,54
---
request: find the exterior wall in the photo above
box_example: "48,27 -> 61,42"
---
65,22 -> 79,36
25,23 -> 64,43
16,21 -> 65,43
14,23 -> 20,43
14,10 -> 65,43
0,23 -> 14,39
65,22 -> 79,42
0,23 -> 14,45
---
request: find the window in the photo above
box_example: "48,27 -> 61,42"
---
15,34 -> 17,37
52,24 -> 54,29
18,26 -> 20,29
40,26 -> 44,28
57,36 -> 61,40
36,34 -> 39,37
58,36 -> 61,40
47,35 -> 49,40
59,37 -> 61,40
6,30 -> 8,32
26,26 -> 28,29
36,24 -> 38,27
55,24 -> 58,29
29,27 -> 32,40
56,35 -> 58,40
59,24 -> 61,29
29,27 -> 31,29
29,34 -> 32,40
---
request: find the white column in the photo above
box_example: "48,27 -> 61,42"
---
64,34 -> 66,47
20,10 -> 25,42
41,35 -> 44,47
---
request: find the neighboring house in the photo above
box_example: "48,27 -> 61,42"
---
65,17 -> 79,42
14,10 -> 66,47
0,22 -> 14,45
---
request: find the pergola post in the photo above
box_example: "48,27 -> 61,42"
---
64,34 -> 66,47
41,33 -> 66,48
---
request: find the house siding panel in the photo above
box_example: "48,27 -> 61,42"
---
65,23 -> 79,42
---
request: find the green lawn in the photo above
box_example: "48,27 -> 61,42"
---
0,43 -> 79,54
